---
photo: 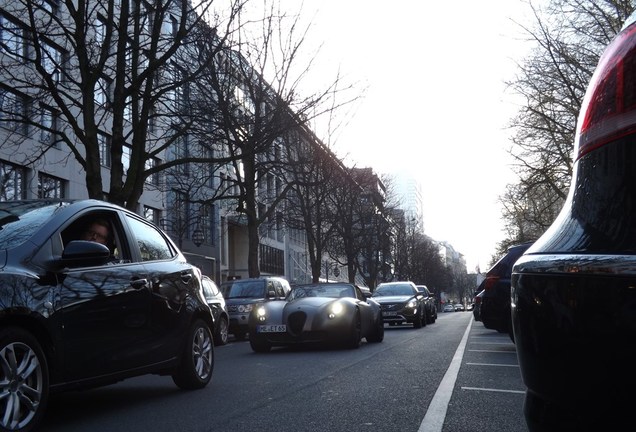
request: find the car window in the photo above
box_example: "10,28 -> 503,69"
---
227,280 -> 265,298
126,215 -> 175,261
0,204 -> 59,249
274,281 -> 285,297
374,284 -> 414,296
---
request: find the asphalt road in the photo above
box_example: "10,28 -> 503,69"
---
40,312 -> 528,432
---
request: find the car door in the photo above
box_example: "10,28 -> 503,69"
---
124,214 -> 198,362
58,210 -> 153,381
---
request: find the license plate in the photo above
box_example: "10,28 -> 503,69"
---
382,311 -> 398,316
257,325 -> 286,333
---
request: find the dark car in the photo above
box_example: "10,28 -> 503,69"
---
512,12 -> 636,431
479,242 -> 533,335
201,275 -> 229,345
416,285 -> 437,324
473,290 -> 484,321
222,277 -> 290,340
248,282 -> 384,352
0,199 -> 215,432
372,281 -> 427,328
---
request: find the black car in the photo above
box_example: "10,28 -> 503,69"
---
479,242 -> 533,335
222,277 -> 290,340
201,275 -> 229,345
372,281 -> 427,328
512,11 -> 636,431
248,282 -> 384,352
0,199 -> 215,431
416,285 -> 437,324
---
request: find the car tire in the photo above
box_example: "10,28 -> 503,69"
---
346,311 -> 362,349
0,327 -> 49,432
214,316 -> 229,346
249,335 -> 272,353
172,319 -> 214,390
366,314 -> 384,343
413,311 -> 423,329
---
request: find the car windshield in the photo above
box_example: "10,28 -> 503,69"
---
225,280 -> 266,299
373,284 -> 414,296
289,284 -> 354,300
0,201 -> 67,249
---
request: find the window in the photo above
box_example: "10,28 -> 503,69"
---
126,215 -> 174,261
41,40 -> 62,82
98,132 -> 111,167
143,206 -> 160,225
260,244 -> 284,275
38,173 -> 65,198
122,145 -> 131,173
0,15 -> 24,59
201,203 -> 214,245
145,157 -> 160,186
0,161 -> 25,201
0,90 -> 27,132
40,105 -> 58,144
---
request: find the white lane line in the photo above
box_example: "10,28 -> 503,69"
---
461,386 -> 525,394
466,362 -> 519,367
418,317 -> 473,432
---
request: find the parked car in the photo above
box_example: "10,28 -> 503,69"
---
416,285 -> 437,324
480,242 -> 533,335
443,304 -> 455,313
512,12 -> 636,431
248,282 -> 384,352
201,274 -> 230,345
372,281 -> 427,328
0,199 -> 215,432
454,303 -> 465,312
473,290 -> 484,321
222,277 -> 290,340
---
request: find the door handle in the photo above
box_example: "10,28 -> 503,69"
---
130,278 -> 148,289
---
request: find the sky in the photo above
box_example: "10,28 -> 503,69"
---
278,0 -> 539,272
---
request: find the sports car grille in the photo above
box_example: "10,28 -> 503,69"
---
381,303 -> 402,312
288,311 -> 307,336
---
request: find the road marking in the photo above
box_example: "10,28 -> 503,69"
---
418,317 -> 473,432
461,386 -> 525,394
466,362 -> 519,367
468,349 -> 517,353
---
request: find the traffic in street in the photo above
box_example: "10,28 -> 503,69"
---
39,312 -> 527,432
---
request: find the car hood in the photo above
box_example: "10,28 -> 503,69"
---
226,297 -> 265,306
372,295 -> 412,304
285,297 -> 337,310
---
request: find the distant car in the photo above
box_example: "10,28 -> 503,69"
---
443,304 -> 455,313
201,275 -> 230,345
473,290 -> 484,322
480,242 -> 533,335
222,277 -> 291,340
248,282 -> 384,351
512,11 -> 636,430
372,281 -> 427,328
416,285 -> 437,324
454,303 -> 465,312
0,199 -> 215,432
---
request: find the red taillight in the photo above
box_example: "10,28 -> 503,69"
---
483,276 -> 500,291
576,22 -> 636,159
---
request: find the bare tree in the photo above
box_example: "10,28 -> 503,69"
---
0,0 -> 247,209
501,0 -> 634,248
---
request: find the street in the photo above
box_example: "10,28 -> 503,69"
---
40,312 -> 527,432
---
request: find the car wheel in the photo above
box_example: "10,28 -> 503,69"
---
413,311 -> 423,329
214,316 -> 229,346
0,327 -> 49,432
366,314 -> 384,343
172,319 -> 214,390
249,335 -> 272,353
346,311 -> 362,349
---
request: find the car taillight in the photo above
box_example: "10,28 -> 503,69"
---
483,276 -> 500,291
576,20 -> 636,159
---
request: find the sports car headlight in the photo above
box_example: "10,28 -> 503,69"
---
256,306 -> 267,322
329,303 -> 344,319
238,304 -> 253,313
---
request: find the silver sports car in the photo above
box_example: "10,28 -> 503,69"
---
248,282 -> 384,352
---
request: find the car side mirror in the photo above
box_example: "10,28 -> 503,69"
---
60,240 -> 111,267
